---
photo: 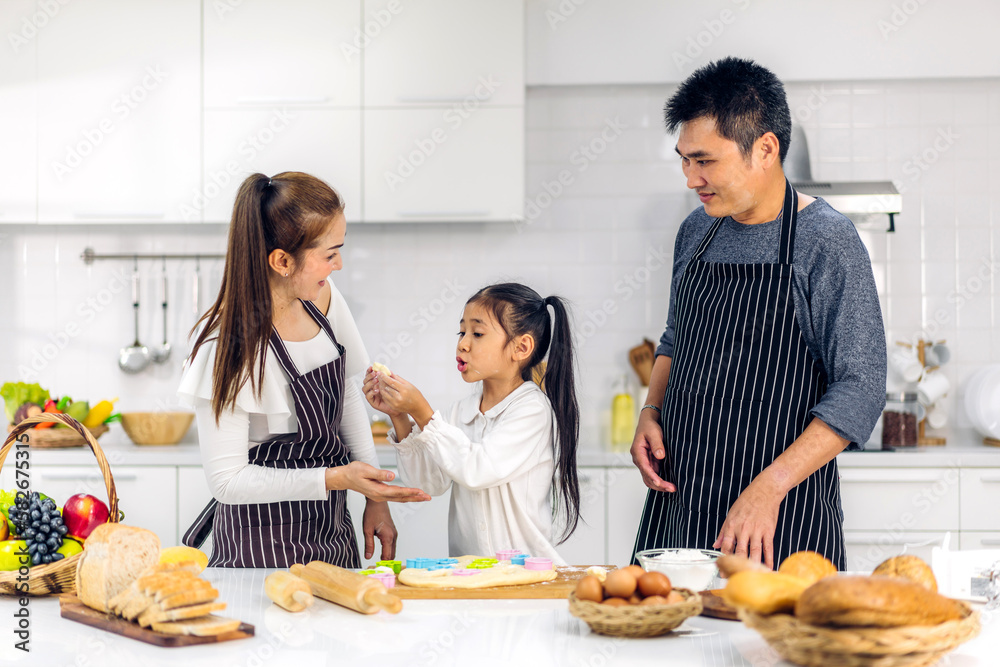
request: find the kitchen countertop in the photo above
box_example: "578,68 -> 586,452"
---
15,426 -> 1000,468
7,568 -> 998,666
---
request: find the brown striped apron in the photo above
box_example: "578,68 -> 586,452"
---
632,180 -> 846,569
182,299 -> 361,569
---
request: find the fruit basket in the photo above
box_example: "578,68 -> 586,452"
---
6,422 -> 108,448
0,413 -> 121,596
739,604 -> 981,667
568,588 -> 702,638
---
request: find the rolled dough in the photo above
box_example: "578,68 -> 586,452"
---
397,555 -> 557,589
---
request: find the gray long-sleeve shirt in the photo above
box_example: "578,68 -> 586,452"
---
656,197 -> 887,449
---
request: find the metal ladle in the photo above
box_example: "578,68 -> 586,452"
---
119,264 -> 151,373
151,263 -> 171,364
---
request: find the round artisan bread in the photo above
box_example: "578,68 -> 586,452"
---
778,551 -> 838,584
75,523 -> 161,612
872,554 -> 938,592
794,575 -> 965,628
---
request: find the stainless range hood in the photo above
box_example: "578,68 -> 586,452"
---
786,126 -> 901,232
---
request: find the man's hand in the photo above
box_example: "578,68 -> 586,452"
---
713,479 -> 783,569
362,500 -> 398,560
630,410 -> 675,492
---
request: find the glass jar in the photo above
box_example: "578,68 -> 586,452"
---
882,392 -> 923,448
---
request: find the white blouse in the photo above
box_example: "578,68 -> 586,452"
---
177,283 -> 377,505
390,381 -> 566,564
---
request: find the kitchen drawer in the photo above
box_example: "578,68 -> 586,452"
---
177,466 -> 214,549
960,469 -> 1000,531
558,468 -> 607,566
839,468 -> 960,532
0,465 -> 177,549
843,531 -> 949,573
959,532 -> 1000,550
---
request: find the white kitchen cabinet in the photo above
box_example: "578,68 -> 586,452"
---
960,469 -> 1000,531
203,0 -> 361,109
363,0 -> 524,108
959,533 -> 1000,551
605,466 -> 651,567
346,466 -> 453,562
201,108 -> 362,223
177,465 -> 214,548
843,531 -> 949,573
35,0 -> 201,224
363,107 -> 524,223
0,0 -> 37,224
839,468 -> 960,533
527,0 -> 1000,85
558,468 -> 607,565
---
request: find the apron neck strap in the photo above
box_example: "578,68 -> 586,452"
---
778,178 -> 798,266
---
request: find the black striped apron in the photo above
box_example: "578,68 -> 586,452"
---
632,180 -> 846,570
183,299 -> 361,569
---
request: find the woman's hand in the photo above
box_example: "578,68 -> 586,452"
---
362,367 -> 402,417
362,500 -> 398,560
377,373 -> 434,429
326,461 -> 431,503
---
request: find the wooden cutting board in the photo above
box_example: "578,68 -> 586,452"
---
391,565 -> 610,600
59,595 -> 254,647
699,589 -> 739,621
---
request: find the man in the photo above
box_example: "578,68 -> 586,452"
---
630,57 -> 886,570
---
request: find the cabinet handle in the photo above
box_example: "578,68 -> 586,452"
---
74,212 -> 165,220
840,473 -> 946,484
845,536 -> 942,547
978,475 -> 1000,483
396,95 -> 491,104
396,210 -> 491,218
237,96 -> 330,105
39,472 -> 138,482
978,539 -> 1000,545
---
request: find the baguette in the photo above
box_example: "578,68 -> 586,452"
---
795,575 -> 965,627
151,615 -> 241,637
138,601 -> 227,628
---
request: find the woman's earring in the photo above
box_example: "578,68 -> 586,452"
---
284,272 -> 288,277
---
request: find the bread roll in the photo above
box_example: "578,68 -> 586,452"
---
75,524 -> 161,613
716,554 -> 769,578
722,571 -> 811,614
795,576 -> 965,627
872,555 -> 937,592
778,551 -> 837,584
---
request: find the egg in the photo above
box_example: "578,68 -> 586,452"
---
575,575 -> 604,603
637,571 -> 672,598
623,564 -> 645,578
603,569 -> 638,599
666,590 -> 686,604
602,597 -> 630,607
628,593 -> 643,605
639,595 -> 668,606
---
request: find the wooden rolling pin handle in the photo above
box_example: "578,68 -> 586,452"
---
292,590 -> 314,609
365,589 -> 403,614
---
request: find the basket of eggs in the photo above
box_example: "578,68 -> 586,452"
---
720,552 -> 981,667
568,564 -> 703,638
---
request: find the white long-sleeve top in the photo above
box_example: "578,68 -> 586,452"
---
177,283 -> 378,504
390,381 -> 565,564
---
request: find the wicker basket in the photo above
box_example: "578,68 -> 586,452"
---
739,603 -> 981,667
6,421 -> 109,448
0,413 -> 120,596
568,588 -> 703,638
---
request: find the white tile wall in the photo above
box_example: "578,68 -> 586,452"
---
1,78 -> 998,448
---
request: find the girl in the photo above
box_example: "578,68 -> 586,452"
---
362,283 -> 580,563
178,172 -> 429,568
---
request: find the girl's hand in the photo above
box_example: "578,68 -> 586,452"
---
363,366 -> 401,416
378,373 -> 434,428
327,461 -> 431,503
362,500 -> 398,560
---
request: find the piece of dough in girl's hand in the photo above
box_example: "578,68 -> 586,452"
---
372,362 -> 391,376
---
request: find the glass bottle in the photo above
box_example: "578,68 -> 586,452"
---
611,375 -> 636,452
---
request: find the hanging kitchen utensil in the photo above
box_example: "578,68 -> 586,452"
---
628,339 -> 656,387
119,263 -> 151,374
151,261 -> 171,364
192,258 -> 201,325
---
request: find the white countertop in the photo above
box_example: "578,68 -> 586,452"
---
19,425 -> 1000,468
6,568 -> 998,667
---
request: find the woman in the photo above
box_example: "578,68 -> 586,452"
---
178,172 -> 429,568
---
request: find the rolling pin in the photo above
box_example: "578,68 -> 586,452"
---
289,561 -> 403,615
265,571 -> 315,612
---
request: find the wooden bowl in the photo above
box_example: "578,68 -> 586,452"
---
120,412 -> 194,445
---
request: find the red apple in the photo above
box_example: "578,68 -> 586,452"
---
62,494 -> 110,540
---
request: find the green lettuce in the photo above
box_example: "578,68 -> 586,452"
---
1,382 -> 50,424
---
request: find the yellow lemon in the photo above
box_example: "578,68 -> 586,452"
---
159,545 -> 208,572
